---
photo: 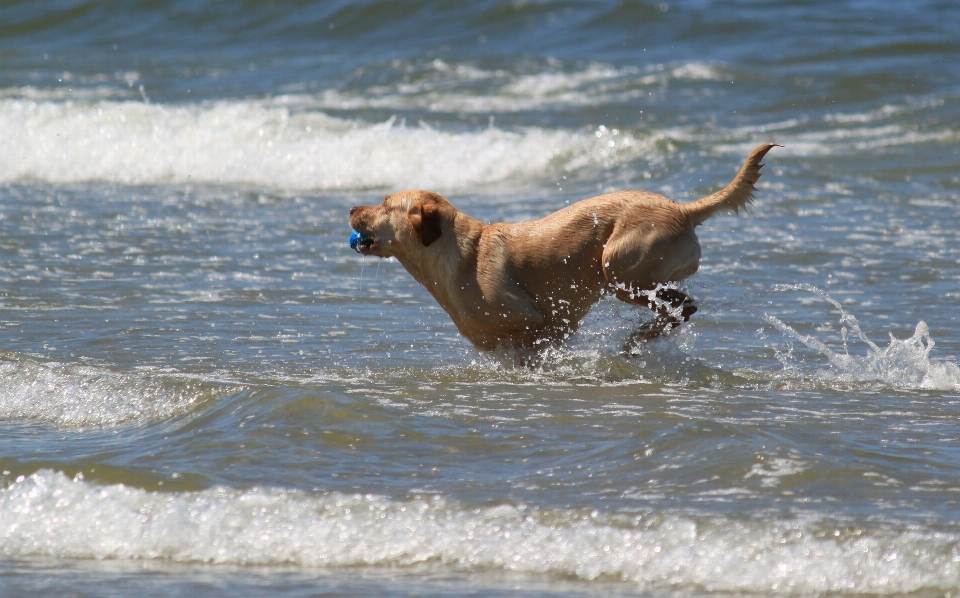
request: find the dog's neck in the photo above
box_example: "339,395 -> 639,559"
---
422,211 -> 484,277
396,210 -> 487,318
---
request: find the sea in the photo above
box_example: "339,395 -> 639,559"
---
1,1 -> 959,596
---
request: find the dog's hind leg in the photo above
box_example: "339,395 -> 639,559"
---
624,317 -> 678,348
611,284 -> 697,349
608,283 -> 697,320
653,287 -> 697,322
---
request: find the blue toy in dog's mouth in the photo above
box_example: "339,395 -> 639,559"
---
349,230 -> 373,253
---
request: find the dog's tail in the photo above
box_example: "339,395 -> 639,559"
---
681,143 -> 779,226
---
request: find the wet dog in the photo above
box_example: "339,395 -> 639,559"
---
350,144 -> 777,352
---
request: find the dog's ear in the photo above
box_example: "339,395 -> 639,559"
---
409,202 -> 442,247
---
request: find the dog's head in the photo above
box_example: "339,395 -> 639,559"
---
349,190 -> 449,258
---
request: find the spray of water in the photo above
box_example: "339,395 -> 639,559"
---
765,284 -> 960,390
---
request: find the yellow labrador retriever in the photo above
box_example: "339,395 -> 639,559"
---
350,143 -> 777,351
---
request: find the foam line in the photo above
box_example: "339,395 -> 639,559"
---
0,98 -> 647,191
2,470 -> 959,593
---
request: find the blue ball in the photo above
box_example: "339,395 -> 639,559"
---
349,230 -> 371,252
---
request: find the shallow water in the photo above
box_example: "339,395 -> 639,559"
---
2,1 -> 960,596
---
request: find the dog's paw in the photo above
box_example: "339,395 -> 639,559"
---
623,316 -> 681,352
654,287 -> 698,322
680,301 -> 697,322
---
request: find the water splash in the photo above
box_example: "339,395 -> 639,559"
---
466,290 -> 708,385
765,284 -> 960,390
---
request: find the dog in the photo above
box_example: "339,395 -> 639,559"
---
350,143 -> 777,352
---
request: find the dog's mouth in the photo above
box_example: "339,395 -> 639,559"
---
349,230 -> 376,254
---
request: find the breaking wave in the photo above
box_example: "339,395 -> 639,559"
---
2,469 -> 959,594
0,351 -> 224,427
0,95 -> 649,192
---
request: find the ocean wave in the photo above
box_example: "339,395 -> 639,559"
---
2,81 -> 954,192
0,352 -> 224,427
3,469 -> 959,594
716,95 -> 957,158
303,59 -> 726,113
0,96 -> 650,191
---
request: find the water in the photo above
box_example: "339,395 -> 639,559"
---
1,1 -> 959,595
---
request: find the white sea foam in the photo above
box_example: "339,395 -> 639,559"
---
717,96 -> 956,158
0,96 -> 649,191
308,60 -> 724,113
765,284 -> 960,391
0,352 -> 221,427
3,469 -> 960,593
785,126 -> 956,156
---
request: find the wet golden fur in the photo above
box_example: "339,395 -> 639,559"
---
350,143 -> 777,351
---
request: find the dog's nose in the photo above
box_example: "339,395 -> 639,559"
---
349,207 -> 357,215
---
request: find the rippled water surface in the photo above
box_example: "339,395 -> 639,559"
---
2,1 -> 960,596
